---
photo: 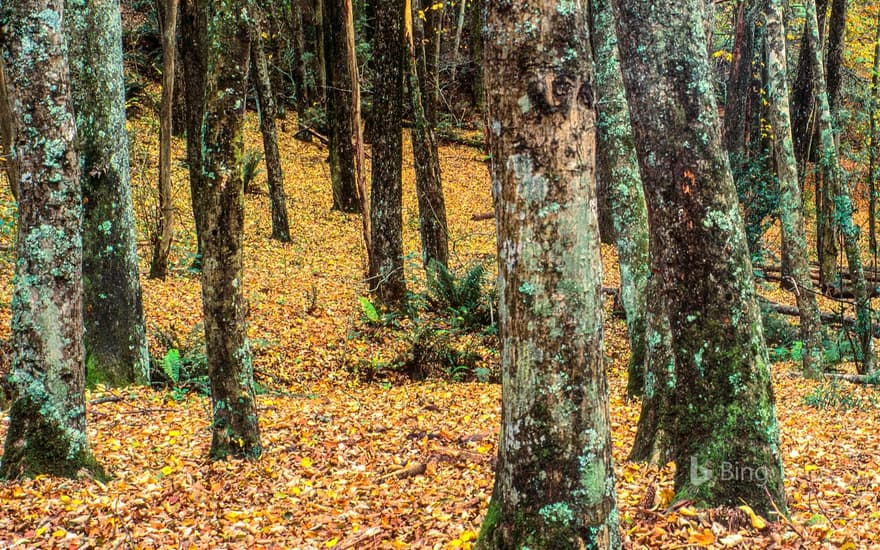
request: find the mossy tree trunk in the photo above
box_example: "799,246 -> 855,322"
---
477,2 -> 620,548
199,0 -> 262,460
762,0 -> 825,378
66,0 -> 150,387
0,1 -> 103,480
408,0 -> 449,270
150,0 -> 179,279
804,0 -> 875,375
368,0 -> 406,306
589,0 -> 651,399
252,6 -> 292,243
323,0 -> 361,213
614,0 -> 786,517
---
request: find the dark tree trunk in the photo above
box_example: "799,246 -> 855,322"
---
826,0 -> 847,115
252,7 -> 292,243
589,0 -> 651,399
179,0 -> 208,271
323,0 -> 361,212
0,60 -> 18,201
468,0 -> 484,112
791,0 -> 829,171
199,0 -> 262,460
477,2 -> 619,548
369,0 -> 406,306
870,11 -> 880,256
408,0 -> 449,270
67,0 -> 150,387
614,0 -> 786,517
0,1 -> 103,480
151,0 -> 179,280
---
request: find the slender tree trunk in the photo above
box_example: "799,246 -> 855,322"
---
826,0 -> 847,115
0,1 -> 103,479
477,3 -> 619,548
0,60 -> 18,201
151,0 -> 179,279
66,0 -> 150,387
323,0 -> 361,213
288,0 -> 311,122
252,8 -> 292,243
763,0 -> 825,378
804,0 -> 875,375
870,12 -> 880,256
468,1 -> 484,112
369,0 -> 407,306
614,0 -> 786,516
408,0 -> 449,269
422,0 -> 443,126
589,0 -> 651,400
200,0 -> 262,460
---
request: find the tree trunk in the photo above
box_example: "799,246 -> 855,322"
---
468,0 -> 484,112
614,0 -> 786,517
763,0 -> 825,378
804,0 -> 875,375
870,11 -> 880,256
589,0 -> 651,400
0,60 -> 18,201
200,0 -> 262,460
477,3 -> 619,548
369,0 -> 407,306
252,7 -> 292,243
66,0 -> 150,387
423,1 -> 443,126
179,0 -> 208,271
825,0 -> 847,115
791,0 -> 828,171
150,0 -> 179,280
408,0 -> 449,269
323,0 -> 361,213
0,1 -> 103,479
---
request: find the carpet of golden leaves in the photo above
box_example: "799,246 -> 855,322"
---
0,115 -> 878,549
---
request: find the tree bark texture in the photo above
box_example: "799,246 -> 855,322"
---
0,59 -> 18,200
252,7 -> 292,243
150,0 -> 179,279
589,0 -> 651,399
323,0 -> 361,212
804,0 -> 875,375
791,0 -> 828,171
825,0 -> 847,115
408,0 -> 449,270
614,0 -> 786,516
870,11 -> 880,255
200,0 -> 262,459
0,1 -> 103,479
369,0 -> 407,306
66,0 -> 150,387
478,3 -> 620,548
762,0 -> 825,378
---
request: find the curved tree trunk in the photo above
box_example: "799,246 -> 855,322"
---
614,0 -> 786,517
66,0 -> 150,387
477,2 -> 619,548
0,1 -> 103,480
200,0 -> 262,460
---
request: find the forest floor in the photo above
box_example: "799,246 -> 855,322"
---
0,114 -> 879,549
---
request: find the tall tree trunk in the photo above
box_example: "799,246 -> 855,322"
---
288,0 -> 311,122
468,0 -> 484,112
804,0 -> 875,375
0,60 -> 18,201
150,0 -> 179,280
589,0 -> 651,400
323,0 -> 361,213
870,11 -> 880,256
369,0 -> 407,306
66,0 -> 150,387
763,0 -> 825,378
0,1 -> 103,479
200,0 -> 262,460
791,0 -> 829,171
179,0 -> 208,271
408,0 -> 449,269
825,0 -> 847,115
614,0 -> 786,516
421,0 -> 443,127
252,7 -> 292,243
477,3 -> 619,548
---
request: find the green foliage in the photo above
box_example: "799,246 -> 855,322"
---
149,324 -> 209,399
162,348 -> 181,384
426,260 -> 495,330
804,378 -> 880,411
242,149 -> 264,192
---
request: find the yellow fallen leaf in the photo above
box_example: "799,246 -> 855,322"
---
679,506 -> 698,517
738,504 -> 768,530
161,465 -> 173,476
301,457 -> 313,468
35,527 -> 47,537
325,536 -> 339,547
459,530 -> 477,542
52,529 -> 66,538
804,464 -> 818,472
168,430 -> 181,437
688,528 -> 715,546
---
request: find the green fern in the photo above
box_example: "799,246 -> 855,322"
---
242,149 -> 264,192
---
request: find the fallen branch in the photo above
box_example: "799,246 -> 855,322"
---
470,211 -> 494,221
375,462 -> 427,482
824,373 -> 879,385
757,296 -> 880,337
89,396 -> 124,405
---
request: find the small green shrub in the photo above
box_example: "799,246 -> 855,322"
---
804,379 -> 880,411
427,260 -> 495,330
150,324 -> 209,399
242,149 -> 264,193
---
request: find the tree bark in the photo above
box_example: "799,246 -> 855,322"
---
150,0 -> 179,279
252,7 -> 292,243
804,0 -> 875,375
825,0 -> 847,115
477,3 -> 619,548
66,0 -> 150,387
200,0 -> 262,460
614,0 -> 786,516
408,0 -> 449,270
323,0 -> 361,213
870,11 -> 880,256
589,0 -> 651,400
791,0 -> 828,171
763,0 -> 825,378
369,0 -> 407,306
0,1 -> 103,479
0,60 -> 18,201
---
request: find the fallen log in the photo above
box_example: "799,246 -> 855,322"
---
757,296 -> 880,337
824,373 -> 880,385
